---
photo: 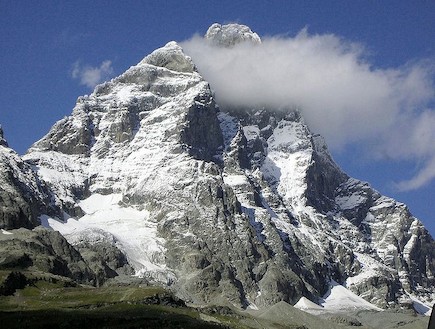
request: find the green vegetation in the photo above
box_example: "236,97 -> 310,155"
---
0,271 -> 234,328
0,306 -> 228,329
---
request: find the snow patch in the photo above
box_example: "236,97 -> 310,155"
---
320,280 -> 383,312
223,174 -> 249,187
115,84 -> 137,103
261,119 -> 312,213
242,125 -> 260,141
294,296 -> 324,311
40,193 -> 175,284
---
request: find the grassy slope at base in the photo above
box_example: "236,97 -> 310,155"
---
0,272 -> 430,329
0,275 -> 234,329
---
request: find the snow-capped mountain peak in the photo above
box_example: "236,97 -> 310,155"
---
1,24 -> 433,314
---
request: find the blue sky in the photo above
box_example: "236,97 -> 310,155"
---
1,1 -> 434,236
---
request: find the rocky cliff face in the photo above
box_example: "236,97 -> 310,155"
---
0,130 -> 133,285
0,227 -> 95,283
1,24 -> 433,312
0,130 -> 55,230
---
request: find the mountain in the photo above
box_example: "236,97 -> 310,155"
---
1,24 -> 434,315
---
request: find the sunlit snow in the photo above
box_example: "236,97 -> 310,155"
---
320,280 -> 383,312
41,193 -> 175,284
294,296 -> 324,311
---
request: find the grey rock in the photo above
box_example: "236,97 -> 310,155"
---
180,92 -> 224,161
0,138 -> 56,229
142,41 -> 196,73
30,110 -> 94,155
0,125 -> 8,147
0,227 -> 95,283
69,228 -> 134,284
306,134 -> 348,213
0,226 -> 132,287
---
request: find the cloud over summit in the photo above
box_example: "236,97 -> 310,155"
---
181,29 -> 435,191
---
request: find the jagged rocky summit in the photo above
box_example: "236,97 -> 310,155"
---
1,23 -> 434,313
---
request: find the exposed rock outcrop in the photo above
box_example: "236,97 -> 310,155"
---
0,125 -> 8,147
0,133 -> 55,230
0,227 -> 95,283
0,226 -> 131,286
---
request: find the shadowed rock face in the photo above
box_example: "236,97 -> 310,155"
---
0,227 -> 132,286
0,126 -> 8,147
1,24 -> 434,312
0,134 -> 56,230
0,227 -> 94,282
180,93 -> 223,161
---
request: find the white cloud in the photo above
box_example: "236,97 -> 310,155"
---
71,60 -> 114,88
181,29 -> 435,191
385,110 -> 435,191
395,156 -> 435,191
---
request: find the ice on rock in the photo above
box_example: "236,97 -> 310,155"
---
41,194 -> 174,284
140,41 -> 196,73
205,23 -> 261,47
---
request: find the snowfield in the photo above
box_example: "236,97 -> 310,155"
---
41,193 -> 175,284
